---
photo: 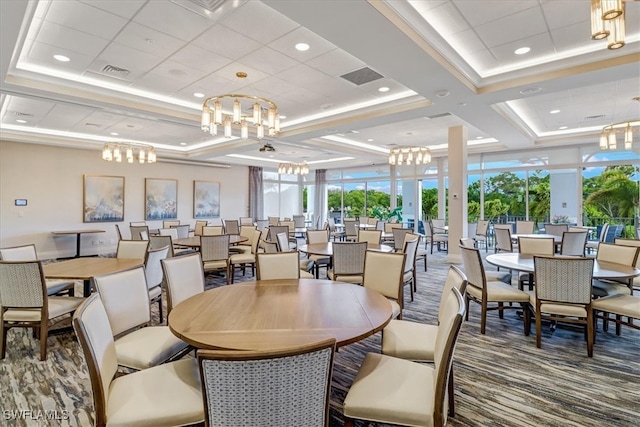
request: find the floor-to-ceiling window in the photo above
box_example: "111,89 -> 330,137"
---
263,170 -> 302,219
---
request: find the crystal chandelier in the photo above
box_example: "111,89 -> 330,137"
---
102,142 -> 156,163
200,72 -> 280,140
590,0 -> 626,49
599,119 -> 639,150
388,146 -> 432,166
278,162 -> 309,176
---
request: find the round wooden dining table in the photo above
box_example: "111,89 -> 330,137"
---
168,278 -> 393,351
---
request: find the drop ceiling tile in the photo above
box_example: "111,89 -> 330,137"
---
220,1 -> 299,45
186,73 -> 245,96
418,1 -> 470,37
3,96 -> 55,122
88,42 -> 164,80
133,1 -> 213,42
269,26 -> 335,61
250,76 -> 299,98
445,28 -> 487,55
27,41 -> 95,73
37,103 -> 93,130
462,49 -> 498,73
276,63 -> 333,87
452,0 -> 539,27
214,62 -> 270,85
35,21 -> 109,57
237,46 -> 299,75
305,48 -> 366,77
168,44 -> 232,72
130,72 -> 192,94
192,24 -> 262,60
150,59 -> 210,85
550,22 -> 594,52
78,0 -> 146,19
490,33 -> 554,64
114,22 -> 187,58
44,0 -> 128,39
540,0 -> 589,30
475,7 -> 547,48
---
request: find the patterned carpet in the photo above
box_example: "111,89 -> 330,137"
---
1,248 -> 639,427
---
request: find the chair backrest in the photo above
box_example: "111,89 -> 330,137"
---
200,235 -> 230,263
494,227 -> 513,252
369,218 -> 379,226
344,219 -> 358,238
331,242 -> 367,277
476,220 -> 489,237
358,229 -> 382,245
0,244 -> 38,260
560,231 -> 588,256
159,228 -> 179,239
0,260 -> 46,309
534,256 -> 594,305
268,216 -> 280,226
292,215 -> 306,228
149,235 -> 175,257
384,222 -> 402,233
139,230 -> 149,240
224,220 -> 240,235
240,225 -> 258,241
518,237 -> 555,256
459,245 -> 487,290
161,253 -> 205,314
172,224 -> 190,238
363,251 -> 406,302
239,217 -> 254,226
515,220 -> 535,234
276,232 -> 291,252
402,234 -> 420,274
247,228 -> 262,255
93,266 -> 150,336
596,242 -> 639,266
544,223 -> 569,237
194,220 -> 208,236
359,216 -> 369,225
116,240 -> 149,259
432,219 -> 446,230
268,225 -> 289,242
459,238 -> 475,248
604,224 -> 622,243
307,230 -> 329,244
163,220 -> 180,228
256,252 -> 302,280
144,245 -> 170,290
197,339 -> 336,427
439,266 -> 468,322
202,225 -> 224,236
614,238 -> 640,267
280,220 -> 296,236
129,225 -> 149,241
263,241 -> 279,253
130,221 -> 146,226
425,220 -> 434,238
115,224 -> 124,240
598,223 -> 610,242
433,286 -> 466,426
392,228 -> 413,251
72,294 -> 118,427
255,219 -> 269,231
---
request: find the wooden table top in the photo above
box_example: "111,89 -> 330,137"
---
168,279 -> 393,351
51,229 -> 105,235
43,257 -> 143,280
486,253 -> 640,280
298,242 -> 394,257
173,235 -> 248,247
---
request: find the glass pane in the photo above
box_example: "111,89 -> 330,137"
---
263,170 -> 279,180
279,183 -> 299,219
264,181 -> 279,218
528,170 -> 550,224
483,171 -> 526,223
365,181 -> 391,220
327,184 -> 343,223
343,182 -> 365,219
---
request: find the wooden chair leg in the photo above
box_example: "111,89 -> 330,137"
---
39,320 -> 48,361
343,417 -> 354,427
480,301 -> 487,334
229,265 -> 235,284
0,322 -> 7,359
157,298 -> 163,323
535,313 -> 542,348
498,302 -> 504,319
448,366 -> 456,417
587,312 -> 594,357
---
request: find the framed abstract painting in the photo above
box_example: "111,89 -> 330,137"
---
193,180 -> 220,219
145,178 -> 178,220
83,175 -> 125,222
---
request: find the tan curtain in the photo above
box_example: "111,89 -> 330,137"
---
249,166 -> 263,220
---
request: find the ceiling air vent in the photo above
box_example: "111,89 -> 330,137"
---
169,0 -> 244,20
100,65 -> 130,79
13,112 -> 34,118
584,114 -> 606,120
340,67 -> 384,86
84,122 -> 102,128
426,112 -> 452,119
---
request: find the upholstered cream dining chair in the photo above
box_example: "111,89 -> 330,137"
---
327,241 -> 367,284
143,245 -> 170,323
362,251 -> 406,319
161,253 -> 205,316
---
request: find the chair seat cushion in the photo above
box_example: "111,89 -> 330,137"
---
148,285 -> 162,301
45,279 -> 75,296
389,299 -> 401,319
592,280 -> 631,298
229,253 -> 255,264
592,295 -> 640,318
309,254 -> 330,264
467,282 -> 529,303
203,260 -> 227,270
327,270 -> 363,284
486,270 -> 511,284
343,353 -> 435,427
114,326 -> 189,370
381,320 -> 436,361
536,301 -> 588,318
300,270 -> 314,279
403,271 -> 413,282
3,296 -> 84,322
107,358 -> 203,427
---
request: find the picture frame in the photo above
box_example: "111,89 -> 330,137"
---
83,175 -> 125,222
145,178 -> 178,221
193,180 -> 220,219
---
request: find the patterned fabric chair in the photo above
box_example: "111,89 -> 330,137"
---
194,220 -> 208,236
201,235 -> 230,285
171,224 -> 190,238
460,245 -> 530,335
0,244 -> 76,296
390,228 -> 413,252
343,287 -> 466,427
93,266 -> 190,370
327,242 -> 367,284
401,234 -> 420,301
592,242 -> 638,297
229,228 -> 261,284
493,225 -> 513,253
0,260 -> 84,360
381,266 -> 468,416
202,225 -> 224,236
363,251 -> 406,319
73,294 -> 204,426
544,223 -> 569,237
515,220 -> 535,234
531,256 -> 595,357
357,229 -> 382,245
224,219 -> 240,235
517,236 -> 555,290
129,225 -> 149,241
161,253 -> 205,316
474,220 -> 490,252
560,230 -> 588,256
306,230 -> 331,278
425,219 -> 448,254
198,339 -> 335,427
144,245 -> 170,323
343,219 -> 359,242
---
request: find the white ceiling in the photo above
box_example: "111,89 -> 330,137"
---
1,0 -> 639,170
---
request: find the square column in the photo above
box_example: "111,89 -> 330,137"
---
447,125 -> 467,263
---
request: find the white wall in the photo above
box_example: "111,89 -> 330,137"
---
0,141 -> 248,259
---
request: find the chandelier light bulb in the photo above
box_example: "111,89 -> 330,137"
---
233,98 -> 241,124
389,146 -> 432,166
101,143 -> 156,164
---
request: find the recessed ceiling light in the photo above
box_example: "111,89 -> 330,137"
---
367,138 -> 374,142
193,92 -> 205,98
476,136 -> 483,139
559,126 -> 568,130
279,115 -> 287,119
378,87 -> 390,92
295,43 -> 310,51
520,87 -> 541,95
435,90 -> 449,98
514,47 -> 531,55
180,142 -> 187,146
110,132 -> 119,136
549,109 -> 561,114
53,54 -> 70,62
16,119 -> 27,123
